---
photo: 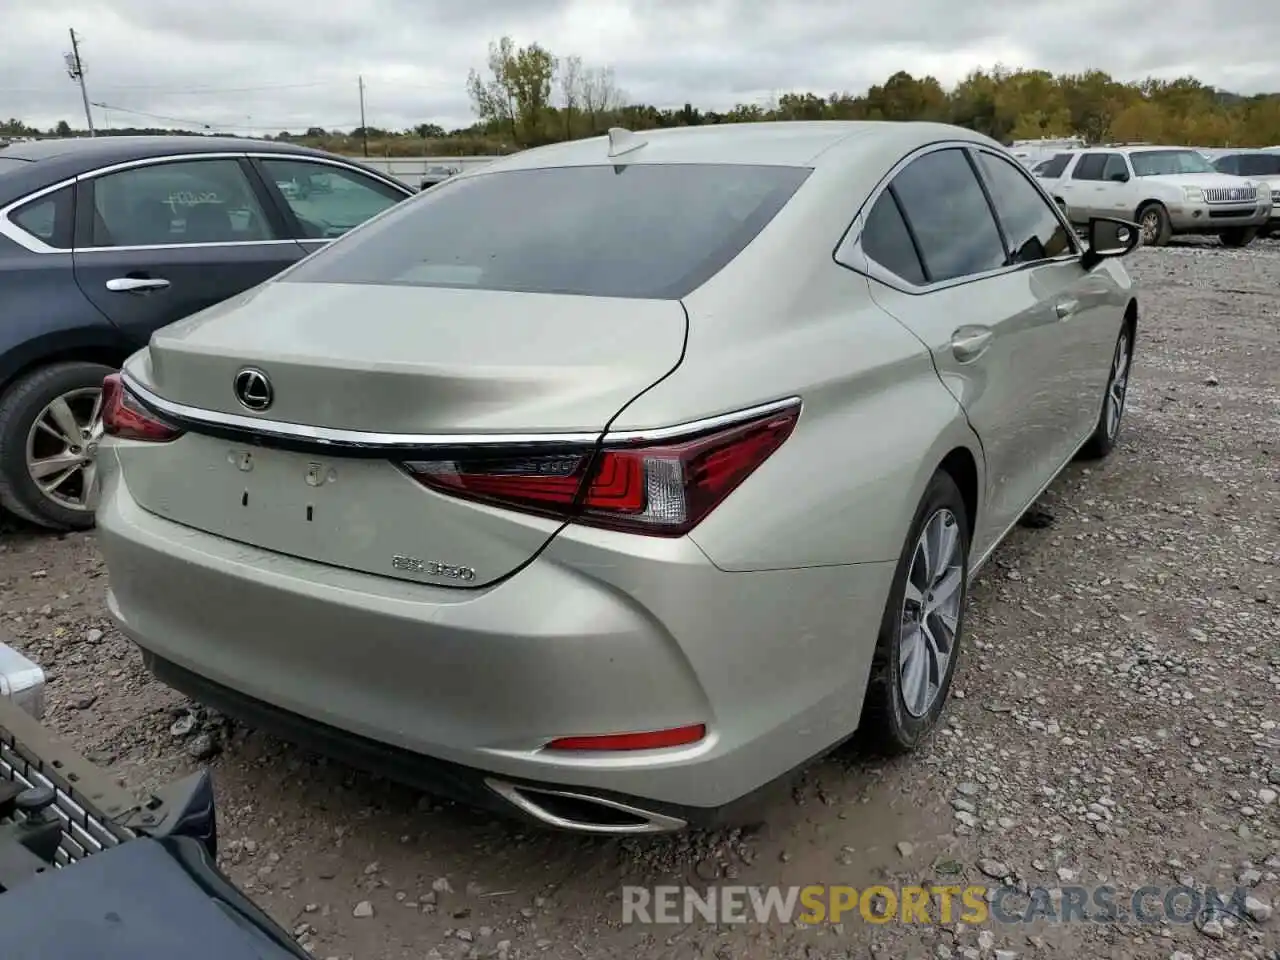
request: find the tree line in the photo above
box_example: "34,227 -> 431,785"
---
7,39 -> 1280,158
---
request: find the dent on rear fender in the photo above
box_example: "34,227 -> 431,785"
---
687,358 -> 979,572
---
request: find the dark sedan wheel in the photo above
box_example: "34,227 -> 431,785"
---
0,362 -> 115,530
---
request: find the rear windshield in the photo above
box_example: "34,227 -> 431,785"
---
283,163 -> 811,300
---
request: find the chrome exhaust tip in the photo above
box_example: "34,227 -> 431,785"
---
485,779 -> 686,834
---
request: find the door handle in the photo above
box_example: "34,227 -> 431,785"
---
1055,299 -> 1079,319
105,277 -> 170,293
951,326 -> 993,362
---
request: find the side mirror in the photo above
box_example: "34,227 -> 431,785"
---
1081,217 -> 1141,269
1107,171 -> 1129,183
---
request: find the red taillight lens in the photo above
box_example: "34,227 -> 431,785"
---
545,724 -> 707,752
101,374 -> 183,442
402,403 -> 799,536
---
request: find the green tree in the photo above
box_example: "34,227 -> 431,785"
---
467,36 -> 558,145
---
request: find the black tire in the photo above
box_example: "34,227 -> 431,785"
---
1136,202 -> 1173,247
1078,322 -> 1134,461
859,470 -> 970,755
0,361 -> 116,531
1219,227 -> 1258,248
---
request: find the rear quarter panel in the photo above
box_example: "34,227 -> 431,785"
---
0,241 -> 126,389
611,194 -> 983,572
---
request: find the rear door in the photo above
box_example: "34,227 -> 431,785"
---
970,147 -> 1116,463
1095,153 -> 1135,216
71,156 -> 304,349
855,146 -> 1067,556
1058,152 -> 1106,221
249,156 -> 409,256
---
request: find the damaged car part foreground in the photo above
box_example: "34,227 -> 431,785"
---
0,636 -> 309,960
94,121 -> 1142,833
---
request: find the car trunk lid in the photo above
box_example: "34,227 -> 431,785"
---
116,281 -> 687,587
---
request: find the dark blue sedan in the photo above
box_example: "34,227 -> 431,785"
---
0,135 -> 413,529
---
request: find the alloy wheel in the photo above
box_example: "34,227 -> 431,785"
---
1140,211 -> 1161,244
1106,333 -> 1131,439
25,387 -> 104,512
898,508 -> 964,718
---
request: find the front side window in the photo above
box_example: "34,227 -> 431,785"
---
257,158 -> 405,239
89,158 -> 276,247
888,148 -> 1006,283
282,163 -> 811,300
1130,150 -> 1217,177
975,152 -> 1075,264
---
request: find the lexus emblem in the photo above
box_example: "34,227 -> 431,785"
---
233,367 -> 273,412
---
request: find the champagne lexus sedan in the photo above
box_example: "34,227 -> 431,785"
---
93,121 -> 1140,833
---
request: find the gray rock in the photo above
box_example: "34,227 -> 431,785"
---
1244,895 -> 1272,922
978,858 -> 1010,879
352,901 -> 374,918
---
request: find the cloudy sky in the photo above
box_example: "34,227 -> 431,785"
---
4,0 -> 1279,135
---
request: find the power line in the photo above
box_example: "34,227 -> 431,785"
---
0,80 -> 341,96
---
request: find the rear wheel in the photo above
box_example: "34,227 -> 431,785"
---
1137,202 -> 1173,247
1219,227 -> 1258,248
860,470 -> 970,755
0,362 -> 115,530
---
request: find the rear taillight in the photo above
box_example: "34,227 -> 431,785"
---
402,403 -> 799,536
101,374 -> 183,442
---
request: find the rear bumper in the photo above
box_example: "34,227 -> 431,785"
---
96,452 -> 893,819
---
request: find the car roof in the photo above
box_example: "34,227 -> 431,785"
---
0,135 -> 403,208
472,121 -> 1001,175
0,134 -> 329,164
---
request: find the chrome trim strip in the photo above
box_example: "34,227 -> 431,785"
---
485,779 -> 686,834
605,396 -> 801,444
833,140 -> 1085,296
0,150 -> 411,256
120,369 -> 801,451
75,239 -> 303,253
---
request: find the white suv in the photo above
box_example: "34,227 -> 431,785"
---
1049,146 -> 1270,247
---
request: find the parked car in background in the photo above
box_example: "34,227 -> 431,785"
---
1048,145 -> 1270,247
419,164 -> 460,191
96,120 -> 1140,834
0,136 -> 414,530
1204,147 -> 1280,237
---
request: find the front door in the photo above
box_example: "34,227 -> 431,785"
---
71,156 -> 306,349
249,155 -> 408,259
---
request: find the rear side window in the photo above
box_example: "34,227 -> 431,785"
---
283,163 -> 811,299
1212,155 -> 1239,175
9,186 -> 74,249
860,190 -> 926,285
889,149 -> 1006,283
1038,154 -> 1071,178
1071,154 -> 1107,181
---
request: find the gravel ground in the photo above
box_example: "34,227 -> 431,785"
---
1,241 -> 1277,960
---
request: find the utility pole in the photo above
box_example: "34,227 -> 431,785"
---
358,75 -> 368,156
64,28 -> 95,137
